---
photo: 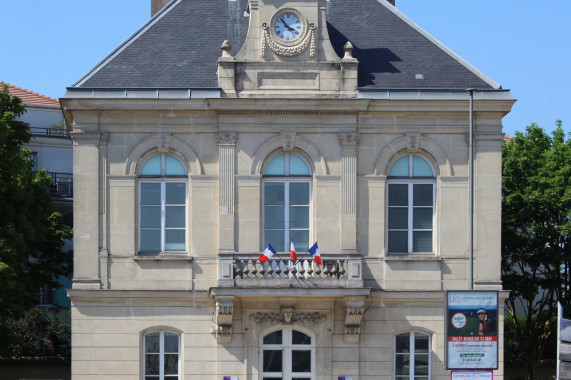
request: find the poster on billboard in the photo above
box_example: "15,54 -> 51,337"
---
446,291 -> 498,369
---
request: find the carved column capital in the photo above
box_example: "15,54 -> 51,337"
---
217,132 -> 238,146
338,132 -> 360,147
215,296 -> 235,342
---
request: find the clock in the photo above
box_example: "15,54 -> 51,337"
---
270,8 -> 308,46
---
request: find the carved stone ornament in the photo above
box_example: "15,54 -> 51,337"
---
344,297 -> 365,343
220,40 -> 232,58
338,132 -> 360,147
215,296 -> 234,342
155,133 -> 171,153
281,132 -> 296,152
249,307 -> 326,329
261,22 -> 316,58
343,41 -> 354,59
217,132 -> 238,146
406,133 -> 421,151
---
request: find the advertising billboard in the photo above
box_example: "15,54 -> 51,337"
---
446,291 -> 498,369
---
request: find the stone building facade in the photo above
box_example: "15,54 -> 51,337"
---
61,0 -> 515,379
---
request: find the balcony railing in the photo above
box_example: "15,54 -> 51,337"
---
47,172 -> 73,200
30,127 -> 70,139
217,253 -> 363,289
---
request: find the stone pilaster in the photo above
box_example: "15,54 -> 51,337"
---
339,133 -> 359,251
71,132 -> 105,289
217,132 -> 238,252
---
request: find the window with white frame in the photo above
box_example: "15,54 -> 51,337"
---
261,327 -> 315,380
139,154 -> 187,253
144,330 -> 180,380
387,155 -> 435,253
395,332 -> 431,380
263,152 -> 311,252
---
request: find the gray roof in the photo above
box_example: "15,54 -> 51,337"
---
74,0 -> 498,91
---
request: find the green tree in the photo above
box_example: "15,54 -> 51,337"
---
0,84 -> 72,319
502,122 -> 571,380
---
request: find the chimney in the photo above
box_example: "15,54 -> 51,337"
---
387,0 -> 396,5
151,0 -> 170,17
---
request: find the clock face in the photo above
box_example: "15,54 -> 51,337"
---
274,13 -> 303,41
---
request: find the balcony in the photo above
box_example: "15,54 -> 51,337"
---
47,172 -> 73,201
217,253 -> 363,289
30,127 -> 70,139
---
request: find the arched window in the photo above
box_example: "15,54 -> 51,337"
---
395,332 -> 431,380
261,327 -> 315,380
263,152 -> 312,252
387,155 -> 435,253
144,330 -> 180,380
139,154 -> 187,253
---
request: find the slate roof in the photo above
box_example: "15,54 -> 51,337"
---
1,81 -> 60,107
74,0 -> 497,91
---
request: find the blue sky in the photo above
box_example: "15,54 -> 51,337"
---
1,0 -> 569,137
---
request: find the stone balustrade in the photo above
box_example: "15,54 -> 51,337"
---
217,253 -> 363,288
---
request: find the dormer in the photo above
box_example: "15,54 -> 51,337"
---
217,0 -> 358,98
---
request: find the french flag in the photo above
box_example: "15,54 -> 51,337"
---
308,242 -> 322,265
258,244 -> 276,263
290,239 -> 297,260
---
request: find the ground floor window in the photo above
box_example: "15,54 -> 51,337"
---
395,332 -> 430,380
261,327 -> 315,380
144,331 -> 180,380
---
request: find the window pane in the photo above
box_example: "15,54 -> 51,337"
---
141,156 -> 161,175
165,230 -> 185,251
289,155 -> 310,175
395,354 -> 410,376
141,206 -> 161,228
389,184 -> 408,206
265,155 -> 285,175
413,156 -> 433,177
166,206 -> 185,228
289,206 -> 309,229
413,184 -> 433,206
164,332 -> 179,353
164,354 -> 179,375
289,183 -> 310,205
141,230 -> 161,251
141,183 -> 161,205
265,230 -> 285,253
396,333 -> 410,353
415,333 -> 429,353
166,183 -> 186,204
145,354 -> 159,375
388,231 -> 408,252
145,333 -> 160,353
389,208 -> 408,229
265,183 -> 285,205
389,156 -> 409,177
292,350 -> 311,372
414,354 -> 429,375
413,231 -> 432,252
263,350 -> 283,372
263,330 -> 283,345
413,208 -> 432,229
290,230 -> 309,252
265,206 -> 285,229
165,155 -> 186,175
292,330 -> 311,345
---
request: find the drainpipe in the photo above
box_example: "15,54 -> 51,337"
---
466,88 -> 475,290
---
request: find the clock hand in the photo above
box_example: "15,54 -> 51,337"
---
280,17 -> 296,32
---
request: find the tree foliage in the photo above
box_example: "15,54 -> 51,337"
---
0,84 -> 72,317
502,122 -> 571,379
